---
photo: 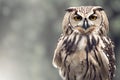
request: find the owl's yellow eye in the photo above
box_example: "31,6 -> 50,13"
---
73,15 -> 82,21
89,15 -> 97,20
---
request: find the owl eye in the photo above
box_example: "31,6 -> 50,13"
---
89,15 -> 97,20
73,15 -> 82,21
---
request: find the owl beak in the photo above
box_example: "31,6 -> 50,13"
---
82,18 -> 89,30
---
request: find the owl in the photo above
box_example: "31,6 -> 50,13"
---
52,6 -> 116,80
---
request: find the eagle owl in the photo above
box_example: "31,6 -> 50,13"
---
52,6 -> 116,80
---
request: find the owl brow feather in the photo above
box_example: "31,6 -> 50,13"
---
74,11 -> 78,15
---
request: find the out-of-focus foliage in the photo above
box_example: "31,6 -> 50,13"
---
0,0 -> 119,80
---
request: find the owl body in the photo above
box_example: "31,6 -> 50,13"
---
53,6 -> 115,80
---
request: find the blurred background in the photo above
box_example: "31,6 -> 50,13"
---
0,0 -> 119,80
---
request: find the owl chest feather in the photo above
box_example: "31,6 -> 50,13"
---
60,33 -> 111,80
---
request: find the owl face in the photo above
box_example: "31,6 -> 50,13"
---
62,6 -> 109,35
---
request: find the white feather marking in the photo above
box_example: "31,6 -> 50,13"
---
103,36 -> 109,43
98,36 -> 105,48
89,35 -> 92,44
78,36 -> 86,50
75,34 -> 79,44
101,50 -> 109,65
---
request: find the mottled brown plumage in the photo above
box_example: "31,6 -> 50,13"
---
52,6 -> 115,80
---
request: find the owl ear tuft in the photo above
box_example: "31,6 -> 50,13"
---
65,7 -> 76,12
96,7 -> 104,11
94,7 -> 104,12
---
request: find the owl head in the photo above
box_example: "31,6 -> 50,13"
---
62,6 -> 109,35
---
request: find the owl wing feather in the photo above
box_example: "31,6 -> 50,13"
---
101,36 -> 116,79
52,34 -> 64,68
